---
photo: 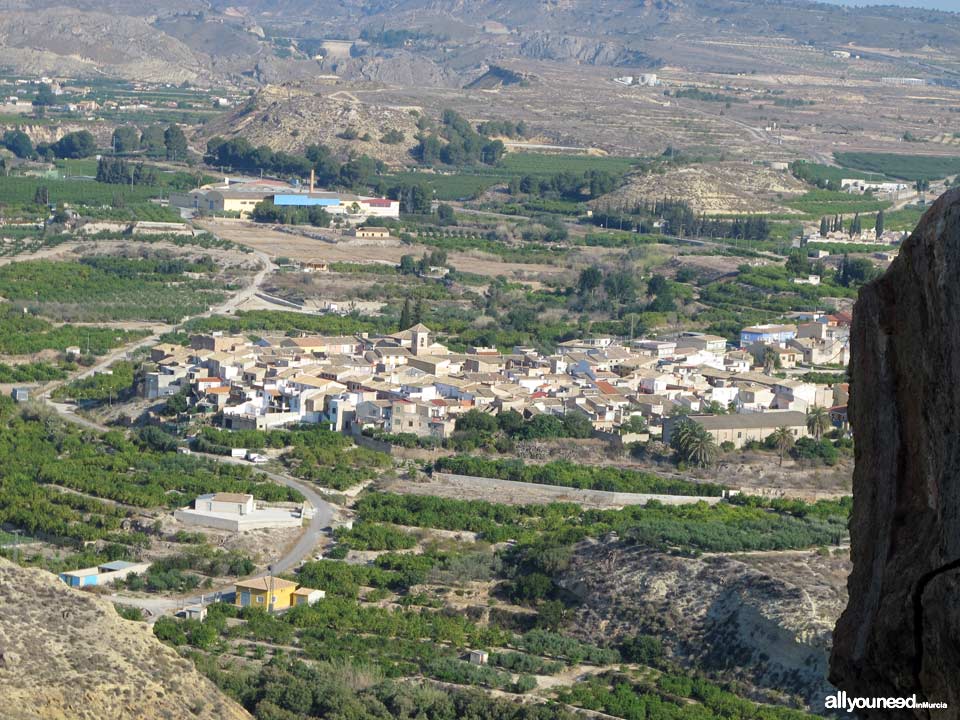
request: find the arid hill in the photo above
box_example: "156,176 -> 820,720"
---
560,539 -> 849,710
199,86 -> 423,166
0,558 -> 250,720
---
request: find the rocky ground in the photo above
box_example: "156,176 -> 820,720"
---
610,162 -> 808,215
559,539 -> 849,711
198,86 -> 423,167
0,558 -> 250,720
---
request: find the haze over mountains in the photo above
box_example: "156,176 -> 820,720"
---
0,0 -> 959,85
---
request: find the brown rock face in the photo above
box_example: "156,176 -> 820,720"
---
831,188 -> 960,716
0,559 -> 251,720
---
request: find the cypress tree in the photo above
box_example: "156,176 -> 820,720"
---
875,209 -> 885,238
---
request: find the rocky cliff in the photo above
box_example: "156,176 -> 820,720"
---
831,188 -> 960,715
0,558 -> 251,720
560,540 -> 849,709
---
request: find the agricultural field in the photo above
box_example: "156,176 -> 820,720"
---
150,485 -> 843,718
834,152 -> 960,181
0,397 -> 300,548
0,176 -> 161,206
789,161 -> 888,185
783,190 -> 891,217
380,172 -> 499,200
382,152 -> 643,200
0,305 -> 148,356
0,257 -> 230,323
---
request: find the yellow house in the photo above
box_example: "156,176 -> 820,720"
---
235,576 -> 323,611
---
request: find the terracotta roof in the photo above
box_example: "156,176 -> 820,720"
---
235,576 -> 298,592
595,380 -> 619,395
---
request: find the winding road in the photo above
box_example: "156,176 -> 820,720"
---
35,246 -> 337,617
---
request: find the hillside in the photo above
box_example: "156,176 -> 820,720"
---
0,558 -> 251,720
560,540 -> 849,710
0,0 -> 959,85
199,86 -> 423,166
0,9 -> 207,83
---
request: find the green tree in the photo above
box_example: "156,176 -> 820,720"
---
875,209 -> 885,237
164,125 -> 189,162
819,216 -> 829,236
140,125 -> 166,157
33,185 -> 50,206
680,423 -> 718,468
806,405 -> 831,440
436,203 -> 456,226
32,83 -> 56,107
770,426 -> 795,466
51,131 -> 96,159
578,266 -> 602,296
112,126 -> 140,154
2,130 -> 33,158
399,297 -> 413,329
537,600 -> 567,631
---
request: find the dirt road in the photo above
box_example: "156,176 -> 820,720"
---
196,218 -> 568,278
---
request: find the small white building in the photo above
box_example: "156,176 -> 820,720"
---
195,493 -> 253,515
468,650 -> 490,665
175,493 -> 304,532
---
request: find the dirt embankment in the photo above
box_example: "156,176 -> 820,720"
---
560,540 -> 848,711
0,558 -> 251,720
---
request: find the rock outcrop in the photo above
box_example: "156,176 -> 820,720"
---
831,188 -> 960,715
0,558 -> 251,720
560,540 -> 849,709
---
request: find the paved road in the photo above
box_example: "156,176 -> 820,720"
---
34,245 -> 335,616
45,401 -> 336,618
40,248 -> 276,397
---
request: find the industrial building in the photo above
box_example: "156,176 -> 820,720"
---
169,180 -> 295,218
170,177 -> 399,222
271,192 -> 399,220
59,560 -> 151,588
174,492 -> 306,532
662,411 -> 809,450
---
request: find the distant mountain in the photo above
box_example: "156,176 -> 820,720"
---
0,0 -> 957,84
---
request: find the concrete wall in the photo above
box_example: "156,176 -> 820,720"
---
431,472 -> 725,509
174,509 -> 303,531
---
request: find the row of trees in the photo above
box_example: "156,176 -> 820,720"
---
508,169 -> 620,201
818,211 -> 880,237
95,158 -> 159,186
590,199 -> 771,240
2,125 -> 187,163
433,455 -> 724,496
112,124 -> 188,160
250,199 -> 331,227
576,267 -> 676,312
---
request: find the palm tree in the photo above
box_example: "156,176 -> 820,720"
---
669,417 -> 697,454
806,406 -> 830,440
771,426 -> 795,466
683,424 -> 719,468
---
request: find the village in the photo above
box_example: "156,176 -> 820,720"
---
145,315 -> 851,453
